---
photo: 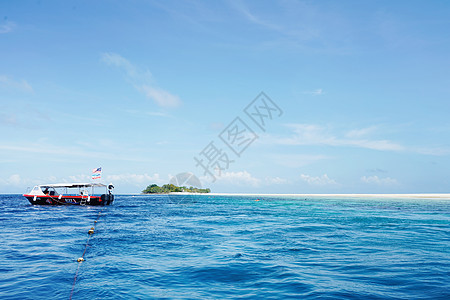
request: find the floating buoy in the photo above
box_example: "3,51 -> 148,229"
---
77,257 -> 84,262
94,220 -> 97,223
88,227 -> 94,234
255,199 -> 260,201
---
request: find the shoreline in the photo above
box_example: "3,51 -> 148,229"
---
139,192 -> 450,200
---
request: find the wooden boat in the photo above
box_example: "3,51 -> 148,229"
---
23,183 -> 114,206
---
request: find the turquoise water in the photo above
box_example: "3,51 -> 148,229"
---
0,194 -> 449,299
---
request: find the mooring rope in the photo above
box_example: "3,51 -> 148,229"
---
45,194 -> 75,205
46,193 -> 95,206
69,209 -> 105,300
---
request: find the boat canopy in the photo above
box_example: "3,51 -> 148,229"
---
37,183 -> 107,188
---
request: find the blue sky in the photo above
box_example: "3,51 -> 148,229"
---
1,0 -> 449,193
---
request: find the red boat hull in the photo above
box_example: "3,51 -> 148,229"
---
23,194 -> 114,206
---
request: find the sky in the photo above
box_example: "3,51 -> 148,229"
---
1,0 -> 449,194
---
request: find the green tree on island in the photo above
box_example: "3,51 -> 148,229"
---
142,183 -> 210,194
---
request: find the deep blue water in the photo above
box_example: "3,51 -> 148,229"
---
0,194 -> 449,299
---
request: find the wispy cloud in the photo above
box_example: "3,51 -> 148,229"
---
265,176 -> 289,185
366,168 -> 387,173
139,86 -> 181,108
101,52 -> 143,79
101,52 -> 181,108
230,0 -> 281,31
300,174 -> 337,186
271,124 -> 404,152
0,174 -> 50,190
126,109 -> 172,118
271,123 -> 450,156
0,142 -> 155,163
146,111 -> 171,118
361,175 -> 398,185
228,1 -> 354,54
18,173 -> 164,188
0,143 -> 108,158
303,89 -> 324,96
415,147 -> 450,156
270,153 -> 330,168
0,113 -> 18,126
345,126 -> 378,138
0,21 -> 15,34
0,75 -> 33,92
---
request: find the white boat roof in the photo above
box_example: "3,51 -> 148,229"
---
37,183 -> 107,188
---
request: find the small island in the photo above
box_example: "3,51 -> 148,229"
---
142,183 -> 211,194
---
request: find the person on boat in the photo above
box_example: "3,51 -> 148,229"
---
43,188 -> 49,195
108,184 -> 114,194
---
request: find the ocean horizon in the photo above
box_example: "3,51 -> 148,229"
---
132,192 -> 450,200
4,192 -> 450,199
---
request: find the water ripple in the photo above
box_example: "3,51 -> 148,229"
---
0,194 -> 449,299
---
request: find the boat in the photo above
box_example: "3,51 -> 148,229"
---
23,183 -> 114,206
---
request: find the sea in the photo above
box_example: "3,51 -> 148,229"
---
0,194 -> 449,299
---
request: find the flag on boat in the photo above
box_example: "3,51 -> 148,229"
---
92,167 -> 102,180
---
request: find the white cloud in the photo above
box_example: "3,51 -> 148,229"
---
361,175 -> 398,185
105,173 -> 164,185
300,174 -> 337,186
0,21 -> 15,34
272,124 -> 404,152
68,174 -> 91,182
0,75 -> 33,92
209,171 -> 261,187
202,172 -> 289,187
100,52 -> 180,108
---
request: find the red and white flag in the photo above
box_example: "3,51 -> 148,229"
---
92,167 -> 102,180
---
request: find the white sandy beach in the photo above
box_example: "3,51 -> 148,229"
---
157,192 -> 450,200
202,193 -> 450,200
